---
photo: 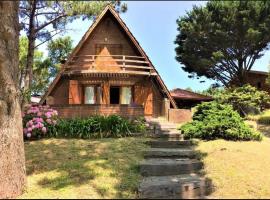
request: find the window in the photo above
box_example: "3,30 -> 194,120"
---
84,86 -> 95,104
110,86 -> 133,105
121,87 -> 132,104
110,86 -> 120,104
257,82 -> 262,89
84,85 -> 102,104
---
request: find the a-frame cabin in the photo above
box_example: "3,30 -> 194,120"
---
40,5 -> 177,119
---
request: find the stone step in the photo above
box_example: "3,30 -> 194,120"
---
155,128 -> 181,134
140,158 -> 203,176
138,174 -> 212,199
147,140 -> 193,148
152,133 -> 184,140
154,126 -> 179,131
144,148 -> 196,159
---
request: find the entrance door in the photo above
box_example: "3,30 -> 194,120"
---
110,86 -> 120,104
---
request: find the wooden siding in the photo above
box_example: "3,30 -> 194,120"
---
48,78 -> 69,105
133,79 -> 162,116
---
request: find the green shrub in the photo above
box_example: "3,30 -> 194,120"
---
181,101 -> 262,141
129,117 -> 147,133
47,115 -> 146,139
202,84 -> 270,116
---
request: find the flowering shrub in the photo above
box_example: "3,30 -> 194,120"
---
22,105 -> 58,140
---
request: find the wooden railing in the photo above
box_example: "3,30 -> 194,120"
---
66,55 -> 154,73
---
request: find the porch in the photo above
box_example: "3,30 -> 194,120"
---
51,104 -> 144,119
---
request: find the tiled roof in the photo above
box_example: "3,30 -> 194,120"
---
170,88 -> 213,101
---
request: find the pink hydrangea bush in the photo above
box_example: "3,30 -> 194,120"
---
22,105 -> 58,140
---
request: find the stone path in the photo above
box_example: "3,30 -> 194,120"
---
138,119 -> 212,199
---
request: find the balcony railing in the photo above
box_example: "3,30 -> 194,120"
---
66,55 -> 155,74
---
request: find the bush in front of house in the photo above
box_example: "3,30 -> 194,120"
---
181,101 -> 262,141
22,105 -> 58,140
47,115 -> 146,139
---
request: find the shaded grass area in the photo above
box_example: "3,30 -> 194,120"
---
246,109 -> 270,125
196,137 -> 270,198
20,137 -> 148,199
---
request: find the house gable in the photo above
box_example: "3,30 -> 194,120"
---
40,5 -> 177,108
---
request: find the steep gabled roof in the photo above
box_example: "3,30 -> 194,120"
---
40,5 -> 177,108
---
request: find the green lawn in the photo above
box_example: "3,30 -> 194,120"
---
197,136 -> 270,198
20,137 -> 148,199
19,124 -> 270,199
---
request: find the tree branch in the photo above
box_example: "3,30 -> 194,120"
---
34,29 -> 66,48
35,14 -> 67,33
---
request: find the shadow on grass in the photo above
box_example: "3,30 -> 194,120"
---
257,124 -> 270,138
24,137 -> 148,198
188,139 -> 214,197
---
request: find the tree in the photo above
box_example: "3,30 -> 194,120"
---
203,84 -> 270,116
47,36 -> 73,78
175,1 -> 270,87
0,1 -> 26,198
19,36 -> 51,97
19,1 -> 127,104
185,87 -> 193,92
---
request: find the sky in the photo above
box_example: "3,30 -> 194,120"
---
39,1 -> 270,91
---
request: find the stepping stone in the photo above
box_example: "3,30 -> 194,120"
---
138,174 -> 212,199
144,148 -> 196,159
140,158 -> 203,176
147,140 -> 192,148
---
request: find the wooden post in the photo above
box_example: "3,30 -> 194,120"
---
163,98 -> 170,121
92,55 -> 95,69
123,55 -> 126,71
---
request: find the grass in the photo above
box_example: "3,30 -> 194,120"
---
19,137 -> 148,199
196,137 -> 270,198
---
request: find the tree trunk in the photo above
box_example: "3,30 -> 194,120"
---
23,0 -> 36,106
0,1 -> 26,198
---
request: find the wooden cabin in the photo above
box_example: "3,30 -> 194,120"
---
40,5 -> 177,119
